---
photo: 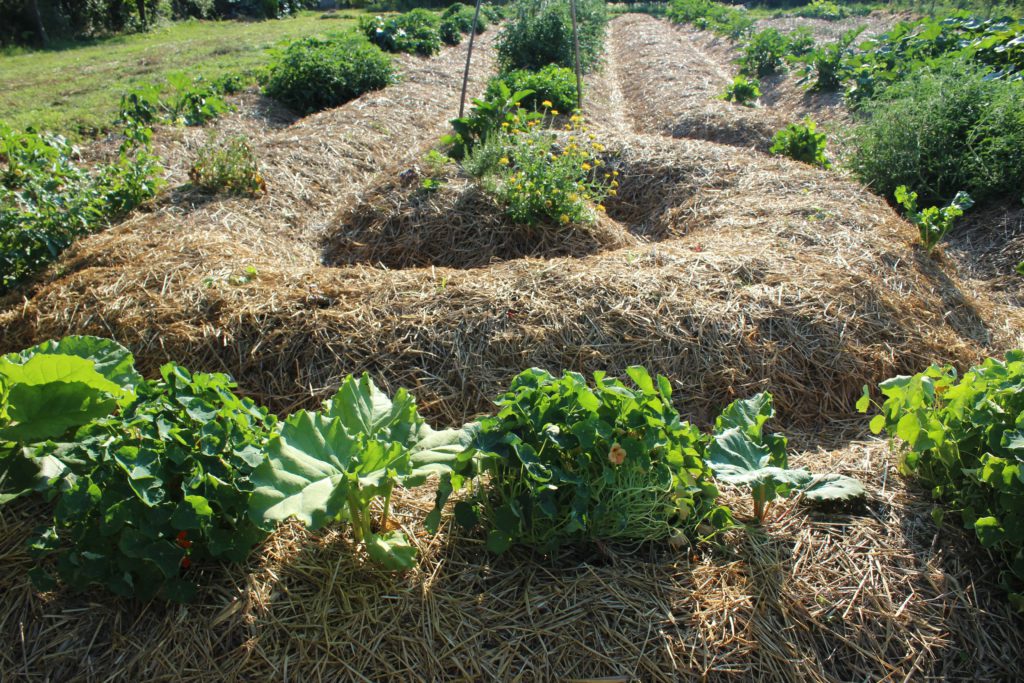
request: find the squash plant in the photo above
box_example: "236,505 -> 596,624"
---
249,374 -> 473,570
860,352 -> 1024,610
433,367 -> 732,554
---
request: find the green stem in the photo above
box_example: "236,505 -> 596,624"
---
381,484 -> 393,533
348,496 -> 364,544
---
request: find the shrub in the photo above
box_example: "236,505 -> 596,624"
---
739,28 -> 788,77
0,122 -> 163,293
264,35 -> 393,115
849,62 -> 1024,206
468,105 -> 613,227
442,2 -> 487,33
894,185 -> 973,253
0,338 -> 276,602
361,9 -> 442,57
439,368 -> 731,553
444,80 -> 542,161
120,74 -> 232,127
770,118 -> 830,168
485,64 -> 580,113
720,74 -> 761,106
860,353 -> 1024,611
189,135 -> 266,196
496,0 -> 608,73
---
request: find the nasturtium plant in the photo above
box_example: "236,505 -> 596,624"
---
708,393 -> 863,521
249,374 -> 473,571
437,367 -> 731,555
860,352 -> 1024,610
894,185 -> 973,253
5,358 -> 277,602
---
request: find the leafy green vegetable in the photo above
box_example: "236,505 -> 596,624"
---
894,185 -> 973,253
16,362 -> 275,601
860,352 -> 1024,610
708,393 -> 864,520
250,373 -> 470,571
441,367 -> 730,554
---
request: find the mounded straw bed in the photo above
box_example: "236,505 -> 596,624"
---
1,14 -> 1023,682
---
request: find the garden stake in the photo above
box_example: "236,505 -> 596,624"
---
458,0 -> 485,118
569,0 -> 584,109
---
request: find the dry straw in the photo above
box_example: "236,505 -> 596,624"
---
1,15 -> 1023,682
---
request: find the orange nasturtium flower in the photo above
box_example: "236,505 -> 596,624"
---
608,442 -> 627,465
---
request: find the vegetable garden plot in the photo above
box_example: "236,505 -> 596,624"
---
2,11 -> 1024,682
607,14 -> 852,151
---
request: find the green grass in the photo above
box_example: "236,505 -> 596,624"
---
0,10 -> 368,139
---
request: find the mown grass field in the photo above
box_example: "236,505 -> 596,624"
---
0,10 -> 368,138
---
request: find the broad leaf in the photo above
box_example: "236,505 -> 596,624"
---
799,474 -> 866,503
365,530 -> 418,570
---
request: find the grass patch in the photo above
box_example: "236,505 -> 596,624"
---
0,11 -> 368,139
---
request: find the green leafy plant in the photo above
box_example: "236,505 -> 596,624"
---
470,106 -> 614,227
0,337 -> 275,602
443,81 -> 542,160
440,2 -> 487,46
796,0 -> 847,21
739,28 -> 789,78
666,0 -> 753,39
796,27 -> 863,92
188,134 -> 266,196
435,367 -> 731,554
486,65 -> 580,114
361,9 -> 442,57
707,393 -> 863,522
249,374 -> 472,570
770,118 -> 831,169
894,185 -> 973,253
0,121 -> 163,293
859,352 -> 1024,610
264,34 -> 394,115
496,0 -> 608,73
720,74 -> 761,106
164,72 -> 231,126
785,26 -> 816,57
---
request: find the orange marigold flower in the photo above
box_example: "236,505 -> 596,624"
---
608,443 -> 627,465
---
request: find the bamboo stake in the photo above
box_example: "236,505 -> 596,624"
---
458,0 -> 486,118
569,0 -> 584,110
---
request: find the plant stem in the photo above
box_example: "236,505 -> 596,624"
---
348,496 -> 364,543
381,484 -> 393,533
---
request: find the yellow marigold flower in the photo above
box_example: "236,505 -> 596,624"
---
545,200 -> 553,208
581,163 -> 591,171
501,122 -> 509,128
597,204 -> 606,212
550,110 -> 559,116
608,189 -> 617,196
560,214 -> 570,224
592,143 -> 605,152
569,193 -> 579,201
613,170 -> 619,176
611,180 -> 619,188
499,157 -> 510,165
542,100 -> 553,108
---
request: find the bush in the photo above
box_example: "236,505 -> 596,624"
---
485,64 -> 580,113
361,9 -> 442,57
720,74 -> 761,106
785,25 -> 815,57
442,2 -> 486,33
770,118 -> 830,168
861,352 -> 1024,611
119,73 -> 232,127
445,368 -> 730,553
739,28 -> 788,77
264,35 -> 393,115
849,62 -> 1024,206
189,135 -> 266,196
0,122 -> 163,293
496,0 -> 608,73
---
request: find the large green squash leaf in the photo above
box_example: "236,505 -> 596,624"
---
0,336 -> 142,443
707,426 -> 812,489
799,473 -> 867,503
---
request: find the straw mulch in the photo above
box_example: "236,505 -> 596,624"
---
324,172 -> 641,270
2,431 -> 1023,681
1,14 -> 1024,680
